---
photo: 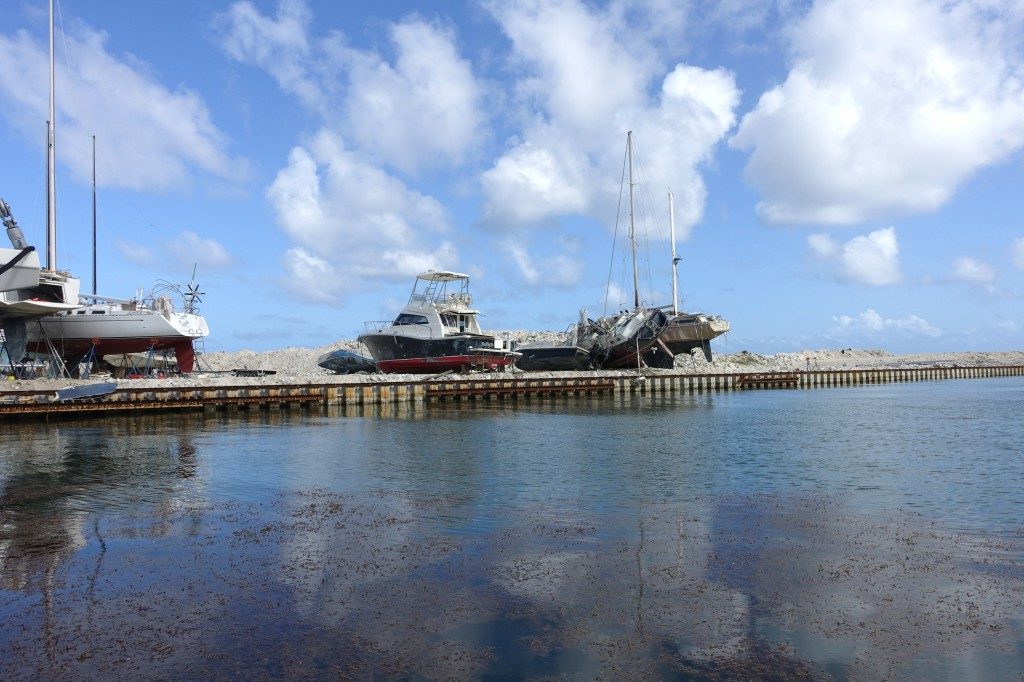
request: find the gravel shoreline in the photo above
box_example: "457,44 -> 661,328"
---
3,333 -> 1022,392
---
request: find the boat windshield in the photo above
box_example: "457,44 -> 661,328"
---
394,313 -> 429,326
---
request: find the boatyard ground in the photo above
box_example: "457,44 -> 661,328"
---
4,342 -> 1022,391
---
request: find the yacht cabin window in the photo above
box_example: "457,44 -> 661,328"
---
394,313 -> 429,326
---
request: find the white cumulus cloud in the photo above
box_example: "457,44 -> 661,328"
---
279,248 -> 344,305
219,1 -> 482,296
218,0 -> 325,113
167,231 -> 235,271
220,2 -> 483,173
482,0 -> 740,238
337,20 -> 484,174
266,130 -> 457,303
832,309 -> 941,338
1013,237 -> 1024,270
952,256 -> 995,284
504,237 -> 583,288
951,255 -> 1000,295
732,0 -> 1024,224
0,25 -> 244,191
807,226 -> 901,286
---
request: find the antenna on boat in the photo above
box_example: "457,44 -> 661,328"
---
45,0 -> 57,271
627,131 -> 639,311
92,135 -> 97,296
668,191 -> 679,316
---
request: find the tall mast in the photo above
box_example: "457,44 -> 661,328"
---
46,0 -> 57,271
92,134 -> 97,292
627,131 -> 639,311
668,191 -> 679,316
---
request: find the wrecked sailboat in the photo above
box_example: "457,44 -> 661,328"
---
359,271 -> 518,374
581,131 -> 670,370
642,190 -> 730,367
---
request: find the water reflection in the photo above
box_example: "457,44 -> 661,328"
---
0,380 -> 1022,678
0,419 -> 196,588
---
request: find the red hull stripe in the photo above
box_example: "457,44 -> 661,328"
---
376,354 -> 515,374
26,337 -> 197,373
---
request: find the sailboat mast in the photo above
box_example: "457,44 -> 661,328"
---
627,131 -> 639,310
668,191 -> 678,316
46,0 -> 57,271
92,134 -> 97,292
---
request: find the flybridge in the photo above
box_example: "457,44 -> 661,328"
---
407,270 -> 475,310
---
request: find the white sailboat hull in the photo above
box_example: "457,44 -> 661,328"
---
31,308 -> 208,348
28,301 -> 208,372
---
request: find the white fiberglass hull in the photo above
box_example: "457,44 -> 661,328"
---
0,271 -> 81,318
28,306 -> 209,372
32,309 -> 209,345
0,247 -> 41,293
661,315 -> 730,346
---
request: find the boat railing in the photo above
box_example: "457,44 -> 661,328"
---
408,292 -> 474,307
363,320 -> 393,333
80,293 -> 134,305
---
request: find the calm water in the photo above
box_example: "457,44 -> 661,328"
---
1,377 -> 1023,679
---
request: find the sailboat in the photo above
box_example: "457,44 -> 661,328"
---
579,131 -> 668,370
28,137 -> 210,373
15,1 -> 208,374
0,0 -> 82,365
642,191 -> 730,367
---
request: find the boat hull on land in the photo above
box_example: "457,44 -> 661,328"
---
359,270 -> 518,374
29,305 -> 208,372
360,333 -> 515,374
515,345 -> 592,372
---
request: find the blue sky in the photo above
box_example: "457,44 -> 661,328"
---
1,0 -> 1022,353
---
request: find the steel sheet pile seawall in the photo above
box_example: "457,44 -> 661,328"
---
1,365 -> 1022,420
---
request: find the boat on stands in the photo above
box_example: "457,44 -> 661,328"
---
359,271 -> 518,374
4,3 -> 208,374
0,0 -> 83,365
1,200 -> 80,313
30,289 -> 209,373
642,191 -> 730,368
580,131 -> 669,370
514,344 -> 592,372
647,312 -> 730,365
578,307 -> 668,370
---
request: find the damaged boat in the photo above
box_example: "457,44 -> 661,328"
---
359,271 -> 518,374
580,131 -> 670,370
514,318 -> 593,372
578,307 -> 668,370
642,190 -> 730,368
